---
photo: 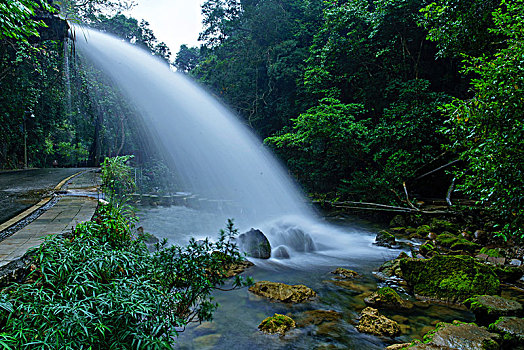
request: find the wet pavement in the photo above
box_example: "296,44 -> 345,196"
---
0,170 -> 100,268
0,168 -> 85,224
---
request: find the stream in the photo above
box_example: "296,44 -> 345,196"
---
137,205 -> 474,350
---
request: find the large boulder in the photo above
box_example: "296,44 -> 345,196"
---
237,228 -> 271,259
465,295 -> 523,324
423,322 -> 500,350
356,307 -> 401,337
399,255 -> 500,302
364,287 -> 413,309
249,281 -> 316,303
258,314 -> 296,335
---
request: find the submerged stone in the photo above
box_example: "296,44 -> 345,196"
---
399,255 -> 500,302
249,281 -> 316,303
237,228 -> 271,259
364,287 -> 413,309
331,267 -> 359,279
465,295 -> 523,324
258,314 -> 296,335
356,307 -> 401,337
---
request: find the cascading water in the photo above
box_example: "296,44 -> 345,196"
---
75,27 -> 382,265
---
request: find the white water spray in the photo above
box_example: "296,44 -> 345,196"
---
76,28 -> 383,263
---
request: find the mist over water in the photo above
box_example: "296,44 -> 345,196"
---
76,27 -> 384,264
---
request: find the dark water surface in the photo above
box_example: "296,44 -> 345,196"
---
138,206 -> 474,350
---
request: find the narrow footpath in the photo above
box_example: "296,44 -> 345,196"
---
0,170 -> 100,268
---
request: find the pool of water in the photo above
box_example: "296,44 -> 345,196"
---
137,205 -> 474,349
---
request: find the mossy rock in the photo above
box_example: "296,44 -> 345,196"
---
419,241 -> 437,257
450,239 -> 480,252
435,233 -> 459,247
331,268 -> 359,279
376,230 -> 396,247
356,307 -> 401,337
258,314 -> 296,335
494,266 -> 524,282
489,316 -> 524,346
399,255 -> 500,302
465,295 -> 523,324
377,252 -> 409,278
364,287 -> 413,309
410,321 -> 501,350
415,225 -> 432,238
430,219 -> 460,234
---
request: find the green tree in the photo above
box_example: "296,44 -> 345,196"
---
439,0 -> 524,238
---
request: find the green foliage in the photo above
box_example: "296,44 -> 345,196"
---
420,0 -> 501,58
0,0 -> 52,43
440,0 -> 524,239
0,209 -> 250,348
266,98 -> 370,194
101,155 -> 136,204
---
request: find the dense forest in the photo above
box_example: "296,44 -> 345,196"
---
0,0 -> 522,239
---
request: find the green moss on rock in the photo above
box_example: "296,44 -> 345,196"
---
419,241 -> 437,257
399,255 -> 500,302
488,316 -> 524,346
435,233 -> 459,247
494,266 -> 524,282
450,239 -> 480,252
465,295 -> 523,324
258,314 -> 296,335
415,225 -> 432,238
364,287 -> 413,309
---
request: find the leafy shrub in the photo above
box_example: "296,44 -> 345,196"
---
0,210 -> 251,348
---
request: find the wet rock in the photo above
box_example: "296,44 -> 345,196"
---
465,295 -> 523,324
237,228 -> 271,259
399,255 -> 500,302
249,281 -> 316,303
270,226 -> 315,252
331,268 -> 359,279
390,215 -> 406,228
272,245 -> 290,259
364,287 -> 413,309
510,259 -> 522,267
356,307 -> 401,337
258,314 -> 296,335
427,232 -> 437,240
489,316 -> 524,346
487,256 -> 505,265
427,322 -> 500,349
375,230 -> 396,248
223,260 -> 255,278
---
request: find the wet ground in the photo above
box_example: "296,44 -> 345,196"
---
0,168 -> 84,224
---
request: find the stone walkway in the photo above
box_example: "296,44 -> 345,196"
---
0,170 -> 100,268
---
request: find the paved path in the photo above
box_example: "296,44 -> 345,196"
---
0,170 -> 100,268
0,168 -> 88,224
